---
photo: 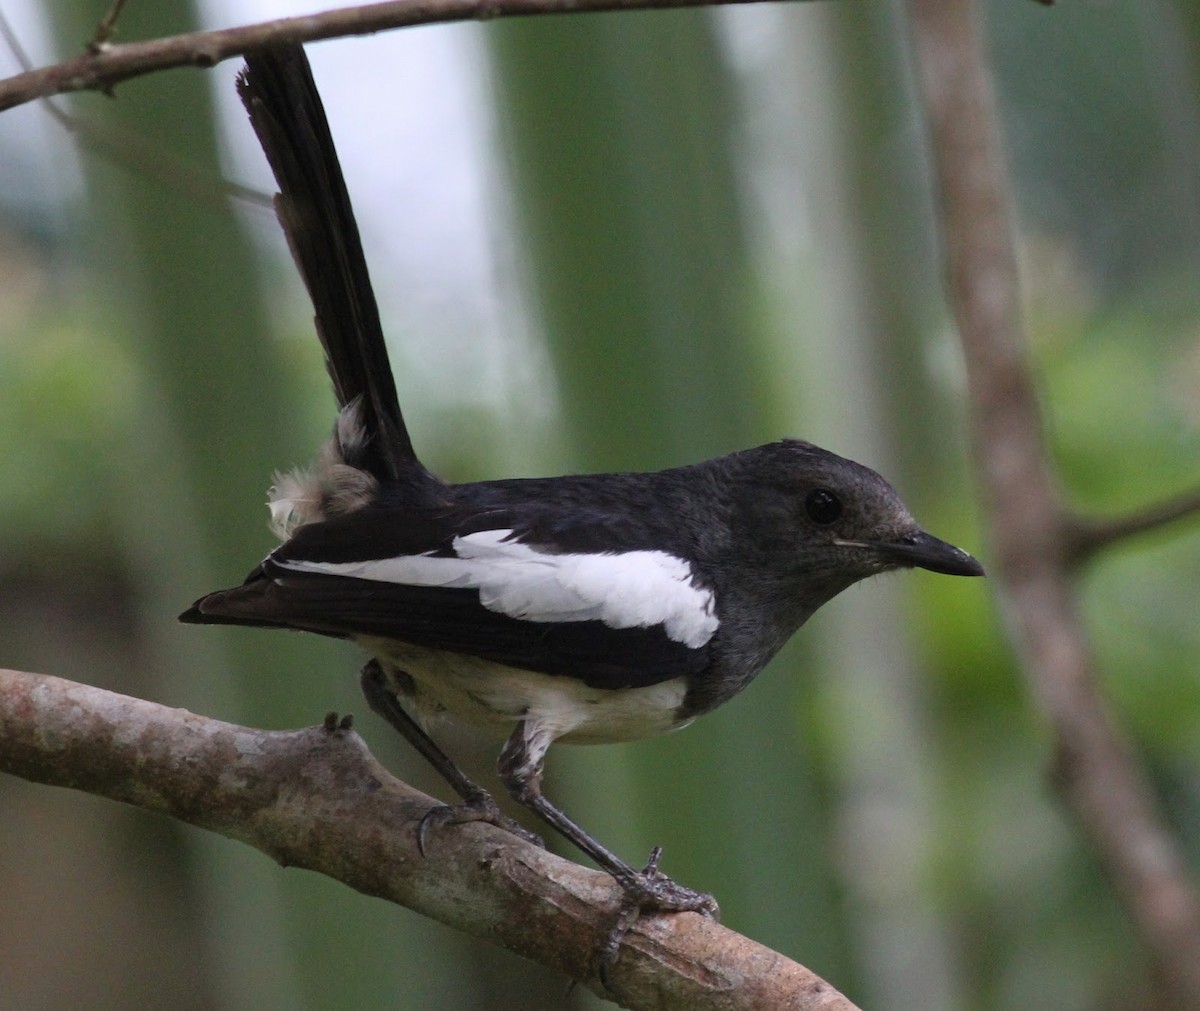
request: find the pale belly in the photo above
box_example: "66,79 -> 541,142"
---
360,637 -> 693,745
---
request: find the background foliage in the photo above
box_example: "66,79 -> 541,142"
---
0,1 -> 1197,1008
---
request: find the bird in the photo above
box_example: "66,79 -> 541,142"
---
182,44 -> 984,964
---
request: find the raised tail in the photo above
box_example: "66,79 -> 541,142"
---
237,45 -> 420,485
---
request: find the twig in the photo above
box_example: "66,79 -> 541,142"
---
89,0 -> 131,54
0,9 -> 272,212
905,0 -> 1200,1004
1066,488 -> 1200,567
41,105 -> 273,210
0,668 -> 858,1011
0,0 -> 809,114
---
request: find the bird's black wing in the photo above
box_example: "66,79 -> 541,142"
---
182,503 -> 715,691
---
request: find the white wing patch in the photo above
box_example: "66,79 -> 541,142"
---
276,528 -> 718,648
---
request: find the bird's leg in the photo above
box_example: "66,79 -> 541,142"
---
359,660 -> 543,851
497,721 -> 718,982
497,723 -> 718,909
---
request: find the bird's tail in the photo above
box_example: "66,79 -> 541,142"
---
237,45 -> 423,487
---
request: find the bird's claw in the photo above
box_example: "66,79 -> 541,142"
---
416,792 -> 545,855
630,845 -> 720,916
597,846 -> 718,991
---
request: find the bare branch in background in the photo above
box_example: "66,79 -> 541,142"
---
89,0 -> 132,53
0,668 -> 859,1011
0,9 -> 272,212
0,0 -> 813,114
905,0 -> 1200,1003
1066,488 -> 1200,567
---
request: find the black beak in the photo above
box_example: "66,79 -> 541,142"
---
875,531 -> 985,577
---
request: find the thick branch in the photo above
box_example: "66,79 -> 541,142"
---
0,0 -> 800,113
906,0 -> 1200,1004
0,668 -> 857,1011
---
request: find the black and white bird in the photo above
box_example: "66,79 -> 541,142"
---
183,46 -> 983,946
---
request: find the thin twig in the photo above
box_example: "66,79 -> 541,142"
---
0,0 -> 812,114
1066,488 -> 1200,566
47,108 -> 274,211
89,0 -> 131,54
0,668 -> 859,1011
0,9 -> 272,212
905,0 -> 1200,1004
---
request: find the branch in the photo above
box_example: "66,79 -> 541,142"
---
905,0 -> 1200,1004
0,13 -> 270,210
0,0 -> 802,114
1065,488 -> 1200,567
0,668 -> 857,1011
89,0 -> 132,52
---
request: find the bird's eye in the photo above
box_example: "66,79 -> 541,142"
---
805,488 -> 842,525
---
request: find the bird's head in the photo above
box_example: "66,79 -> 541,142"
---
722,440 -> 983,600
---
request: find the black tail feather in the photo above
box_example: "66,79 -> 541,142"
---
237,45 -> 419,483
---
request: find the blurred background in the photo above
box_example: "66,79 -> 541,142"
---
1,1 -> 1198,1007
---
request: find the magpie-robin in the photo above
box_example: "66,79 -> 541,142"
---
182,46 -> 984,955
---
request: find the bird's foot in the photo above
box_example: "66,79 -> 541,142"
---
622,846 -> 720,916
417,788 -> 545,855
598,846 -> 719,990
